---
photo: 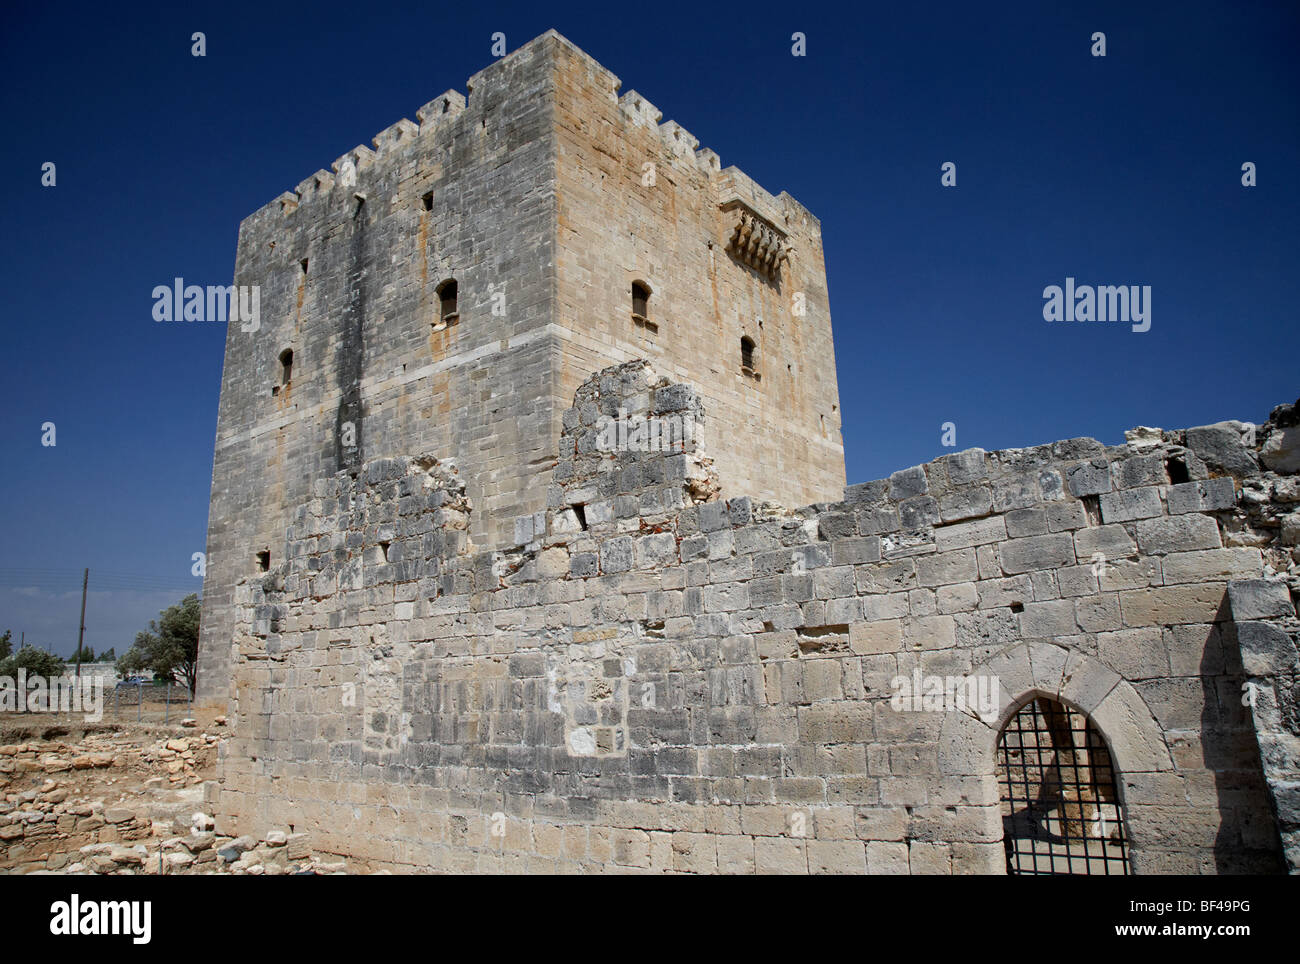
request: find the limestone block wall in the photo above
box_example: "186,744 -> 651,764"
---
207,362 -> 1298,873
198,31 -> 846,707
1228,578 -> 1300,871
197,38 -> 560,704
550,40 -> 844,510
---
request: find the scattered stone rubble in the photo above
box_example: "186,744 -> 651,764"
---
0,723 -> 357,874
64,818 -> 351,876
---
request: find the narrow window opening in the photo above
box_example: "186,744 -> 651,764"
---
278,348 -> 293,388
256,550 -> 270,572
421,191 -> 433,211
1165,455 -> 1190,484
435,279 -> 459,329
379,540 -> 391,562
300,258 -> 309,275
740,336 -> 758,376
631,281 -> 656,333
571,503 -> 588,531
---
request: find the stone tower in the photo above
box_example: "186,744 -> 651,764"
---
196,30 -> 845,705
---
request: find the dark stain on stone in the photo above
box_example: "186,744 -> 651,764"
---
336,206 -> 367,473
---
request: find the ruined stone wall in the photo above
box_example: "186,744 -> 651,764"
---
198,32 -> 846,707
209,362 -> 1299,873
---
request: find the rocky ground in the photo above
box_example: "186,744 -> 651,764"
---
0,715 -> 360,875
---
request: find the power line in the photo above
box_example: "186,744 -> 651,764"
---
0,568 -> 202,595
0,568 -> 201,583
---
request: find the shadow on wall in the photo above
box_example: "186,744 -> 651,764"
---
1206,594 -> 1284,873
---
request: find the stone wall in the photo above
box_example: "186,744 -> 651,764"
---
197,38 -> 559,704
549,40 -> 845,510
208,362 -> 1299,873
1229,578 -> 1300,872
198,31 -> 845,707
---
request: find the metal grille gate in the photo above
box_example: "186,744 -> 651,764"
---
996,697 -> 1131,874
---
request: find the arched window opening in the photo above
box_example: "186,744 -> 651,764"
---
273,349 -> 293,396
436,279 -> 459,329
631,281 -> 656,333
997,696 -> 1130,874
740,336 -> 758,376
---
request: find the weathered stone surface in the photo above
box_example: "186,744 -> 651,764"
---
1186,422 -> 1260,476
1100,487 -> 1163,523
197,358 -> 1298,875
1228,579 -> 1296,620
1167,477 -> 1236,515
1261,426 -> 1300,472
944,449 -> 987,485
1067,459 -> 1110,496
187,30 -> 1300,878
1135,515 -> 1222,554
999,534 -> 1075,574
196,30 -> 846,708
1236,621 -> 1299,676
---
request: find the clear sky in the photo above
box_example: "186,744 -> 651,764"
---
1,0 -> 1296,657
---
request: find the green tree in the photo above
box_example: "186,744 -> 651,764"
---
99,646 -> 115,662
117,595 -> 201,694
0,645 -> 66,679
115,647 -> 150,679
71,643 -> 95,663
0,630 -> 11,660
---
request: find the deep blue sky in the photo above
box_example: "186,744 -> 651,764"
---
1,0 -> 1296,656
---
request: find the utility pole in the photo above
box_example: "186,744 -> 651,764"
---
75,568 -> 88,679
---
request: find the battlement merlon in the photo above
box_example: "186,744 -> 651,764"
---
235,29 -> 819,241
415,90 -> 466,127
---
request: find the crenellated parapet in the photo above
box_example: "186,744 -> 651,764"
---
371,118 -> 419,155
238,30 -> 817,242
415,89 -> 466,127
617,90 -> 661,129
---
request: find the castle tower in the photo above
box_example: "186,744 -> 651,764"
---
196,30 -> 844,704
